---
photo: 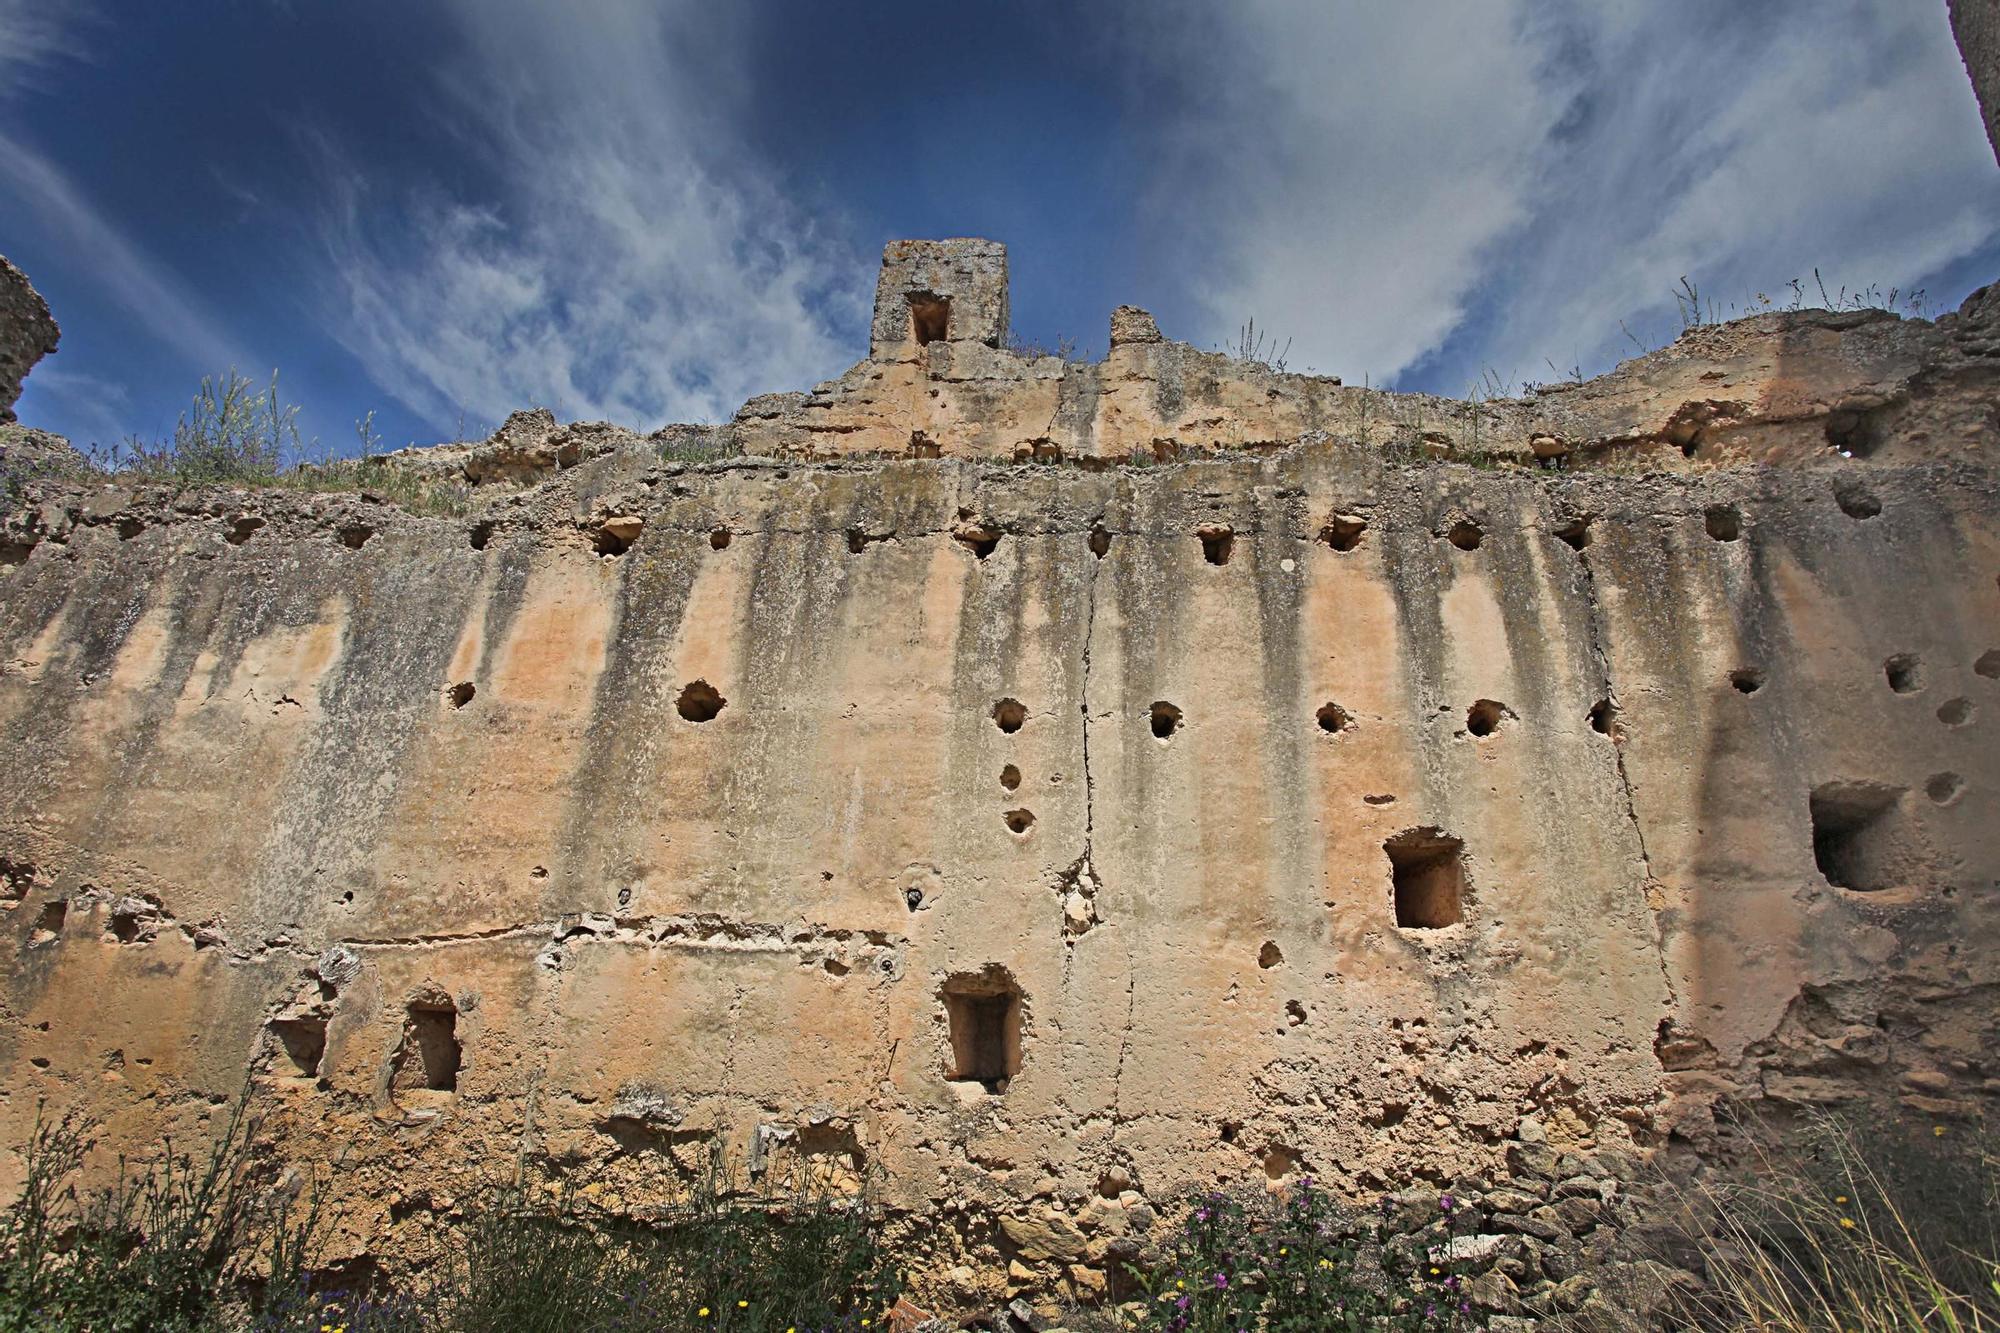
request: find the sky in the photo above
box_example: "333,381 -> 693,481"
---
3,0 -> 1997,457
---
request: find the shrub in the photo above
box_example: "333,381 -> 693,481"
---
1675,1112 -> 2000,1331
252,1147 -> 901,1333
120,370 -> 299,486
0,1102 -> 315,1333
1126,1181 -> 1475,1332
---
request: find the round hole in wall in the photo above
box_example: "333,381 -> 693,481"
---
676,680 -> 726,723
1315,702 -> 1352,734
999,764 -> 1022,791
1003,808 -> 1036,835
1730,668 -> 1765,695
1465,699 -> 1512,737
1588,698 -> 1620,737
1446,520 -> 1483,551
709,527 -> 731,550
992,698 -> 1027,733
1926,772 -> 1965,806
1937,697 -> 1975,728
1149,701 -> 1182,740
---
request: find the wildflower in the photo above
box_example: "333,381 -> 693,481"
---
1176,1279 -> 1185,1290
1429,1266 -> 1441,1276
1213,1272 -> 1229,1289
1318,1258 -> 1332,1269
699,1310 -> 710,1319
1835,1195 -> 1848,1205
1935,1125 -> 1947,1137
1176,1295 -> 1191,1311
1459,1301 -> 1471,1315
1840,1217 -> 1856,1230
1445,1275 -> 1459,1291
738,1300 -> 749,1308
1439,1194 -> 1454,1212
1195,1208 -> 1209,1222
1279,1247 -> 1288,1256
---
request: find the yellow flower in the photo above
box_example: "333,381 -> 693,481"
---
1840,1218 -> 1856,1230
1176,1280 -> 1185,1290
1318,1259 -> 1332,1270
738,1302 -> 749,1309
1935,1125 -> 1947,1137
1429,1266 -> 1440,1276
698,1309 -> 710,1319
1279,1247 -> 1288,1255
1835,1195 -> 1848,1205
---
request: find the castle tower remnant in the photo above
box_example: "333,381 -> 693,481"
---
869,237 -> 1010,358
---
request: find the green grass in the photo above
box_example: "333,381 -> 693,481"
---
0,1098 -> 901,1333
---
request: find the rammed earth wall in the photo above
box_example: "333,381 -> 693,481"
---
0,244 -> 1997,1319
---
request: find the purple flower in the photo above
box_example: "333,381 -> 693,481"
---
1195,1208 -> 1209,1222
1176,1295 -> 1190,1311
1439,1194 -> 1455,1212
1459,1301 -> 1471,1315
1213,1272 -> 1229,1289
1445,1275 -> 1460,1291
1425,1304 -> 1437,1318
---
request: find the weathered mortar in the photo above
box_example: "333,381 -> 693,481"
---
1,246 -> 1998,1318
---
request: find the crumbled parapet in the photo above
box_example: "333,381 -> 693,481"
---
463,409 -> 638,484
869,238 -> 1010,357
1109,305 -> 1162,346
0,256 -> 59,424
1951,0 -> 2000,166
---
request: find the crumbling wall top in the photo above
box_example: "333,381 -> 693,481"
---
0,256 -> 59,425
869,238 -> 1009,357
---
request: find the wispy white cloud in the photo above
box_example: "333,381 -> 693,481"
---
1127,0 -> 2000,389
321,0 -> 867,434
0,0 -> 88,99
26,364 -> 129,446
0,131 -> 252,376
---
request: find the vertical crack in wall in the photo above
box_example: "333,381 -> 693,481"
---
1077,510 -> 1135,1120
1569,534 -> 1681,1030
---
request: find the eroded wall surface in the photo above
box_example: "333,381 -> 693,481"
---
1,244 -> 1998,1310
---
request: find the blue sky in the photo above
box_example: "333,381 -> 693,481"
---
4,1 -> 1997,457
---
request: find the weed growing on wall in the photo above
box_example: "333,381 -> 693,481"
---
0,1102 -> 317,1333
1126,1179 -> 1475,1332
1671,1113 -> 2000,1331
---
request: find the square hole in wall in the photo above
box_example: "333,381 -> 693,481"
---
270,1015 -> 328,1079
941,968 -> 1023,1094
1385,829 -> 1467,928
908,293 -> 951,346
1809,781 -> 1922,892
392,996 -> 461,1093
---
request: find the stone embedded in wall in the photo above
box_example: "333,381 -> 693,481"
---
0,256 -> 59,425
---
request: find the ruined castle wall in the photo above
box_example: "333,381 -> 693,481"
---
2,428 -> 1996,1291
1,237 -> 1998,1306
